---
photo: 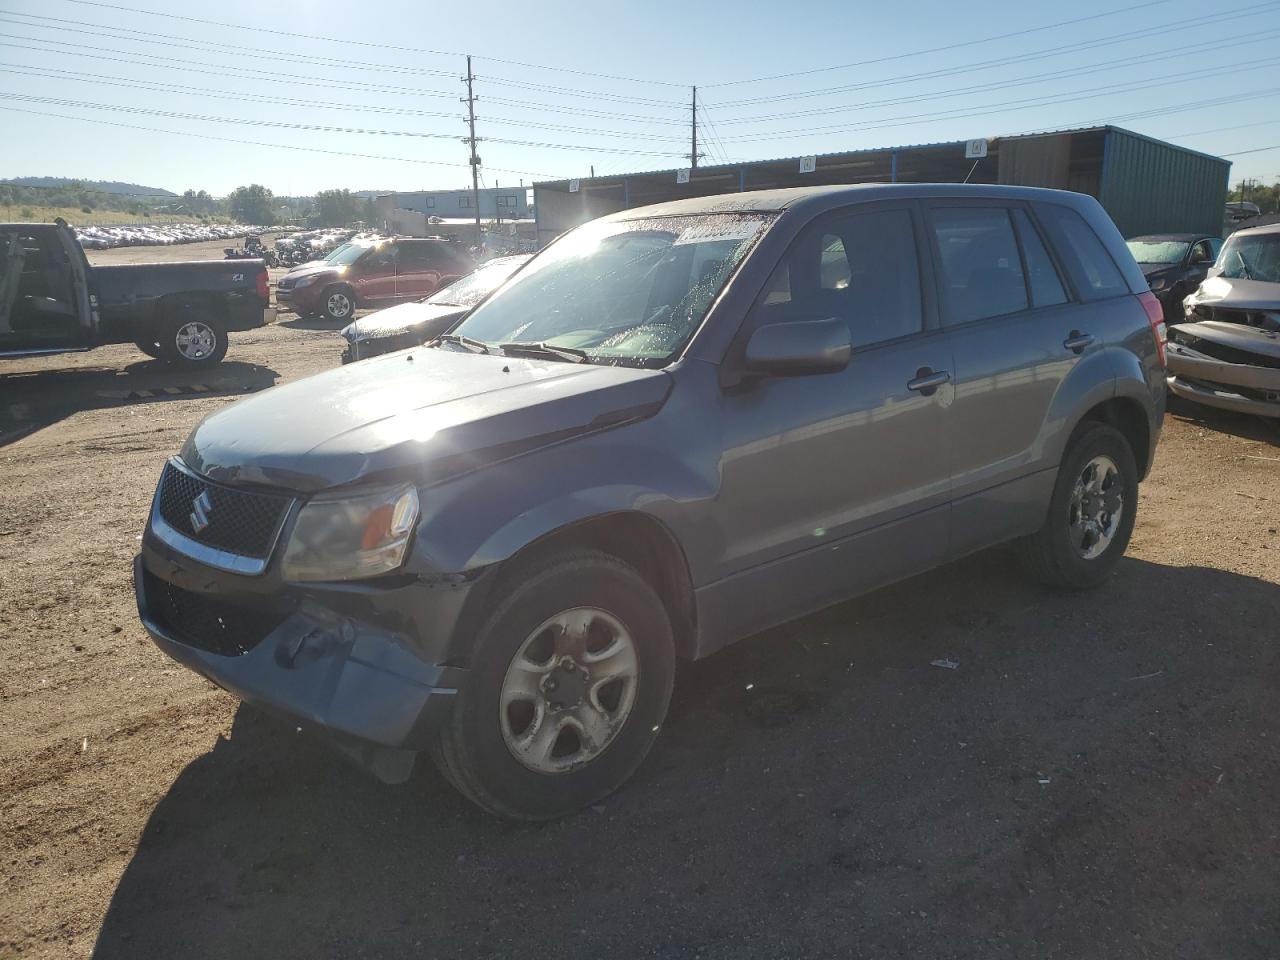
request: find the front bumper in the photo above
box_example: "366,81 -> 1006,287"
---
275,284 -> 323,315
1166,341 -> 1280,418
134,532 -> 476,781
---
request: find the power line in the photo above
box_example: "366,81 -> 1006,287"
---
1218,144 -> 1280,157
0,63 -> 692,141
474,74 -> 684,107
709,0 -> 1280,109
701,0 -> 1178,88
47,0 -> 685,87
710,60 -> 1280,144
0,104 -> 563,178
0,91 -> 691,156
707,23 -> 1280,125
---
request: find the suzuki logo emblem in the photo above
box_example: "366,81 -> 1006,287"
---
190,490 -> 213,534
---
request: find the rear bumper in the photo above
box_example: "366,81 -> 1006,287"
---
134,540 -> 475,781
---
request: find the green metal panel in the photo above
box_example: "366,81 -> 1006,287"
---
1097,128 -> 1230,238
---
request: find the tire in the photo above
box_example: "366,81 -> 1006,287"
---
159,308 -> 228,368
431,550 -> 676,820
322,285 -> 355,322
1017,423 -> 1138,590
133,337 -> 162,359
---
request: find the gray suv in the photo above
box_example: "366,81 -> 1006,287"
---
135,184 -> 1167,819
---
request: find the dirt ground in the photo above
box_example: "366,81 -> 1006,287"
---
2,238 -> 1278,958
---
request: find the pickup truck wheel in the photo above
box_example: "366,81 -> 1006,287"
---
133,337 -> 162,359
322,286 -> 355,321
1017,423 -> 1138,590
431,550 -> 675,820
161,311 -> 228,367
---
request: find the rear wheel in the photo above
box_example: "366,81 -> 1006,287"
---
160,308 -> 228,367
431,550 -> 675,820
1017,423 -> 1138,589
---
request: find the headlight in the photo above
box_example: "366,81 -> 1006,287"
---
340,323 -> 358,343
281,483 -> 419,581
294,275 -> 316,288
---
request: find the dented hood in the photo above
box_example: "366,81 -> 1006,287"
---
181,348 -> 671,493
1186,275 -> 1280,311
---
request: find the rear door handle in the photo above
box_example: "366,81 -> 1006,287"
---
1063,331 -> 1095,353
907,368 -> 950,394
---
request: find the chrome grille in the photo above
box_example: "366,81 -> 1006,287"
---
155,460 -> 292,561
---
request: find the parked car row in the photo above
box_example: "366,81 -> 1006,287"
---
75,222 -> 273,250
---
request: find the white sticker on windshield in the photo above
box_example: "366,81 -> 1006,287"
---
672,219 -> 765,246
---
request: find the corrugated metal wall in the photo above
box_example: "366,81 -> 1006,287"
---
1099,129 -> 1230,237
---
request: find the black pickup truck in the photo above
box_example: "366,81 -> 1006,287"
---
1,219 -> 273,368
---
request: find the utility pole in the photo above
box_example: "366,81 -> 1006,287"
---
462,55 -> 482,244
690,85 -> 698,170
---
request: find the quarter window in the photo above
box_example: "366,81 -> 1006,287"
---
753,207 -> 923,348
1011,209 -> 1068,308
930,207 -> 1029,324
1037,204 -> 1128,300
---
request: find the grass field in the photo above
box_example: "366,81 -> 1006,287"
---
0,204 -> 231,225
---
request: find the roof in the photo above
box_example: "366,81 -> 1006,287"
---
533,125 -> 1228,192
1232,219 -> 1280,236
597,182 -> 1090,222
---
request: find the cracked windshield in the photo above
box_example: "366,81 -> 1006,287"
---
449,214 -> 770,363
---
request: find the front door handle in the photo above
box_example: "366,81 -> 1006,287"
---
907,368 -> 950,394
1063,331 -> 1095,353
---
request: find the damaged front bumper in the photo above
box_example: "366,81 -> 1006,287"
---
134,536 -> 477,782
1166,339 -> 1280,418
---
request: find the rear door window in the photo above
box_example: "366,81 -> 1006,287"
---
929,207 -> 1029,324
1037,204 -> 1128,301
754,206 -> 923,348
1011,209 -> 1068,308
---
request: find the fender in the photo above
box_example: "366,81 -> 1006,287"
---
1034,345 -> 1118,470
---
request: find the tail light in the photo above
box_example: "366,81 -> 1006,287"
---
1138,291 -> 1166,369
256,268 -> 269,300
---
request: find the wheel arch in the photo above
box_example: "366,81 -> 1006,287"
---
448,510 -> 698,664
1072,394 -> 1152,479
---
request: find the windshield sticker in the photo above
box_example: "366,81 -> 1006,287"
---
672,220 -> 765,246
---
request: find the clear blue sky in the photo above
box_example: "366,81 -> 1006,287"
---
1,0 -> 1278,197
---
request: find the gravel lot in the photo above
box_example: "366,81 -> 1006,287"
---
2,238 -> 1278,959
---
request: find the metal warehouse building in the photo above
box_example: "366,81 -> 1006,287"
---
532,126 -> 1229,245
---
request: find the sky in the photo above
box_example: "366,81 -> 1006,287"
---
0,0 -> 1278,197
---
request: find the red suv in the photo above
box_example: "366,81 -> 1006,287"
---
275,238 -> 474,321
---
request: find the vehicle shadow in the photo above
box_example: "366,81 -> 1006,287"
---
91,554 -> 1280,960
1167,394 -> 1280,445
0,359 -> 279,447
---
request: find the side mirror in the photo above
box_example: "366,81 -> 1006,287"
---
744,317 -> 851,377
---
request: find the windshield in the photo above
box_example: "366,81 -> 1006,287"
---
450,214 -> 771,364
427,257 -> 527,307
1125,240 -> 1189,265
326,242 -> 374,266
1217,232 -> 1280,282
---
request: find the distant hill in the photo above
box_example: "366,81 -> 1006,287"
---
1,177 -> 178,197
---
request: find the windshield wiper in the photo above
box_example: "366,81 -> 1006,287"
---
1233,249 -> 1254,280
499,341 -> 589,363
436,333 -> 490,354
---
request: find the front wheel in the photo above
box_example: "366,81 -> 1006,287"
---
1017,423 -> 1138,590
322,286 -> 355,322
160,310 -> 228,367
431,550 -> 675,820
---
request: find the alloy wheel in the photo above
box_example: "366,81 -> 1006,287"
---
1069,454 -> 1123,560
174,321 -> 217,361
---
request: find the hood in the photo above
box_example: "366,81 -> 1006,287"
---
1169,320 -> 1280,362
281,262 -> 344,284
343,300 -> 467,343
1186,275 -> 1280,311
180,348 -> 672,493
